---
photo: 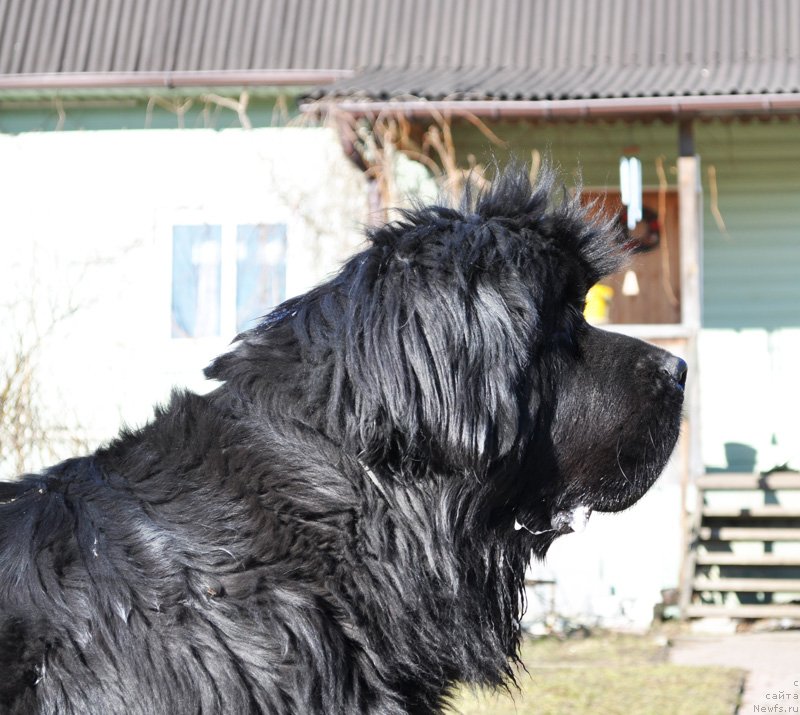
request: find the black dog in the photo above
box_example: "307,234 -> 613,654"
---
0,167 -> 685,714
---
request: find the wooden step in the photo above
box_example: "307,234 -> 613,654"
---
696,553 -> 800,566
698,527 -> 800,541
697,473 -> 800,490
685,604 -> 800,619
702,506 -> 800,518
694,577 -> 800,592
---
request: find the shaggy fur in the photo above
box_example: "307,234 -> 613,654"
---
0,167 -> 685,714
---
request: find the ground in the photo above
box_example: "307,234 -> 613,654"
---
449,632 -> 744,715
669,630 -> 800,712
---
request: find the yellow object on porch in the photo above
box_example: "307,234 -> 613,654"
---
584,284 -> 614,324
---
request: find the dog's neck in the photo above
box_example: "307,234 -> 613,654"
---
338,455 -> 532,704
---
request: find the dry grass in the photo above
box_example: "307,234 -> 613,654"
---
448,633 -> 744,715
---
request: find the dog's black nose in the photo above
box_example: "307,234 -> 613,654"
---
661,355 -> 688,389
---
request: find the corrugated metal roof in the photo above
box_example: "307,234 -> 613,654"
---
1,0 -> 799,99
0,0 -> 365,75
316,60 -> 800,101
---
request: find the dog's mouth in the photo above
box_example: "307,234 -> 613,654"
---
551,504 -> 592,533
514,504 -> 592,537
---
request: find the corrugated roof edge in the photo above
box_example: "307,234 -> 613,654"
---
302,93 -> 800,119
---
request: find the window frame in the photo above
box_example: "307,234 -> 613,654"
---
161,207 -> 291,342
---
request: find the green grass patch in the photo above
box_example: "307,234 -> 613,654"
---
449,634 -> 744,715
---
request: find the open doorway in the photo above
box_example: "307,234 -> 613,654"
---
583,190 -> 681,325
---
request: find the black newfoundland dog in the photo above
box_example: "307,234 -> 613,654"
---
0,167 -> 685,714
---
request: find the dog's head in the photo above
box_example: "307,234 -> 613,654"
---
209,166 -> 685,555
341,168 -> 684,545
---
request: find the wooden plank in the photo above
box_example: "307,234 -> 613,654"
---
702,506 -> 800,518
686,604 -> 800,619
678,155 -> 703,483
696,553 -> 800,566
676,153 -> 703,620
679,469 -> 706,621
693,577 -> 800,592
697,473 -> 800,490
678,156 -> 702,332
699,527 -> 800,541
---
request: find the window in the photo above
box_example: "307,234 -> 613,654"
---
171,223 -> 287,338
236,224 -> 287,333
171,225 -> 222,338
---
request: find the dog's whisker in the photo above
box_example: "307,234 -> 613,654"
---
615,437 -> 633,487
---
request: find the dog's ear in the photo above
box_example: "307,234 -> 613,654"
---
343,221 -> 538,472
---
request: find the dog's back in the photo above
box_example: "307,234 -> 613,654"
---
0,392 -> 411,714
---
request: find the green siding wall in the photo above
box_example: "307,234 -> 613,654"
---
0,93 -> 299,133
452,120 -> 677,196
698,120 -> 800,330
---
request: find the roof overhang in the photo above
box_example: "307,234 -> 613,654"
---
303,93 -> 800,120
0,70 -> 353,92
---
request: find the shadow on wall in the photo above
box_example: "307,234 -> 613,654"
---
706,442 -> 757,473
706,442 -> 800,475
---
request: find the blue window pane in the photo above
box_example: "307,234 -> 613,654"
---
236,224 -> 287,332
171,225 -> 222,338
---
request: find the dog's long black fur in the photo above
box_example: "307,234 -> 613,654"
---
0,167 -> 685,714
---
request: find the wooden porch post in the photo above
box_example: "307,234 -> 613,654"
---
677,119 -> 705,619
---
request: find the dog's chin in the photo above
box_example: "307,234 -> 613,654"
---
530,462 -> 668,543
590,489 -> 653,514
524,489 -> 648,558
585,465 -> 667,515
584,426 -> 681,514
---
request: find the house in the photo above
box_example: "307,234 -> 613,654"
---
2,0 -> 799,627
0,0 -> 372,473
